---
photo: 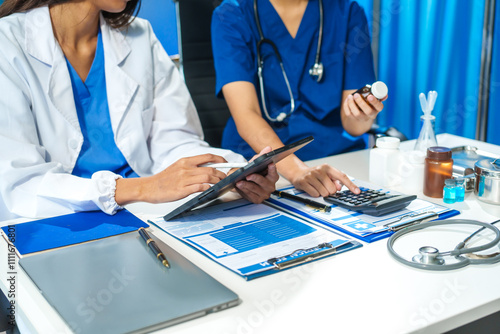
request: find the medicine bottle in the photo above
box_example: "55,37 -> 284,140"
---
400,150 -> 425,193
369,136 -> 401,187
423,147 -> 453,198
353,81 -> 388,101
443,179 -> 456,204
455,178 -> 465,202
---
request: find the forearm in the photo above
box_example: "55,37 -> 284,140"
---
341,112 -> 375,136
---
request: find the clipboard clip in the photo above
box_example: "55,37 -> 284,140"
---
267,243 -> 337,270
384,211 -> 439,232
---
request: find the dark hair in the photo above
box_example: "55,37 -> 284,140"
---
0,0 -> 141,29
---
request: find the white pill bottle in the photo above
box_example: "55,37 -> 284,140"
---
369,136 -> 401,187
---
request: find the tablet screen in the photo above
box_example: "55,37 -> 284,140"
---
163,136 -> 314,221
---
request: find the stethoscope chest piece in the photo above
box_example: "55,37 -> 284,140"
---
412,246 -> 445,265
309,62 -> 324,82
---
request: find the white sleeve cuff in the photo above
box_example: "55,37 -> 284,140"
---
91,171 -> 124,215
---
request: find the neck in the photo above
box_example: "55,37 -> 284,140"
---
270,0 -> 308,8
49,2 -> 100,50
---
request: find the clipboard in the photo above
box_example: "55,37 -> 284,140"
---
266,183 -> 460,243
152,199 -> 362,280
0,209 -> 148,255
163,136 -> 314,221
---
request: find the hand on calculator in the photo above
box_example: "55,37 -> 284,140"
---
324,187 -> 416,216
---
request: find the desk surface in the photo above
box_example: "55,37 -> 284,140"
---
2,133 -> 500,334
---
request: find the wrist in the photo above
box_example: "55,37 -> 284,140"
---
115,177 -> 148,206
276,155 -> 308,182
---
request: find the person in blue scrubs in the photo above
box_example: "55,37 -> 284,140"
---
212,0 -> 386,197
0,0 -> 278,219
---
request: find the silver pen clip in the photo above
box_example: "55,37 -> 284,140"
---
385,211 -> 439,232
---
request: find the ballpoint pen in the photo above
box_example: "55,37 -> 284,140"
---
272,191 -> 332,213
138,227 -> 170,268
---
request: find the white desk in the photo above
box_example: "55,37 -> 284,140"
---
2,133 -> 500,334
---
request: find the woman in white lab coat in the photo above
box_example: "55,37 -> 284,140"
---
0,0 -> 278,220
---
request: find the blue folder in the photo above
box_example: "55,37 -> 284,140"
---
266,198 -> 460,243
1,209 -> 148,255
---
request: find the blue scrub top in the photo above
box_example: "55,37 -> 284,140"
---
66,30 -> 138,178
212,0 -> 376,160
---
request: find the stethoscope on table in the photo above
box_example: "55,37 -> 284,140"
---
387,219 -> 500,271
253,0 -> 324,123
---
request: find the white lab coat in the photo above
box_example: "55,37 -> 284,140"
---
0,7 -> 244,221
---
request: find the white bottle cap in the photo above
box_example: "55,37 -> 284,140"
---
375,136 -> 400,149
371,81 -> 388,99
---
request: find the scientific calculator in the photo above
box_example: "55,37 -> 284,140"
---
324,187 -> 417,216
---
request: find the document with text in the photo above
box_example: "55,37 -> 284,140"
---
151,200 -> 362,280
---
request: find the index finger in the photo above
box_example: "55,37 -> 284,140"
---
186,154 -> 227,167
326,168 -> 360,194
367,95 -> 385,112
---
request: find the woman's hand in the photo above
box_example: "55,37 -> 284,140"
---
287,163 -> 360,198
115,154 -> 228,205
234,146 -> 279,203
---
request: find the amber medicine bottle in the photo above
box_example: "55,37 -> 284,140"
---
354,81 -> 388,101
423,147 -> 453,198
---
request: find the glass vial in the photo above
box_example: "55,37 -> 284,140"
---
443,179 -> 456,204
423,146 -> 453,198
353,81 -> 388,101
455,178 -> 465,202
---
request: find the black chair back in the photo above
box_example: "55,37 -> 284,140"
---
175,0 -> 229,148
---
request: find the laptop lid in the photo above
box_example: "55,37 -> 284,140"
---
20,231 -> 239,333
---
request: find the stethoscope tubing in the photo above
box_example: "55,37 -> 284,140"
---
387,219 -> 500,271
253,0 -> 323,123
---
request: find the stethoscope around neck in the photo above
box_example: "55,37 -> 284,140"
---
253,0 -> 324,123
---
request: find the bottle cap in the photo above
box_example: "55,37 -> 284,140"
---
444,179 -> 456,186
426,146 -> 452,161
375,136 -> 400,149
371,81 -> 388,100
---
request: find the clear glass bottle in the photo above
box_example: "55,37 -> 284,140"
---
414,115 -> 438,152
423,147 -> 453,198
443,179 -> 456,204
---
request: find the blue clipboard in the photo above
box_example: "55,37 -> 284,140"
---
265,198 -> 460,243
1,209 -> 148,255
150,199 -> 363,280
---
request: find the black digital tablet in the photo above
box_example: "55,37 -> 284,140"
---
163,136 -> 314,221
